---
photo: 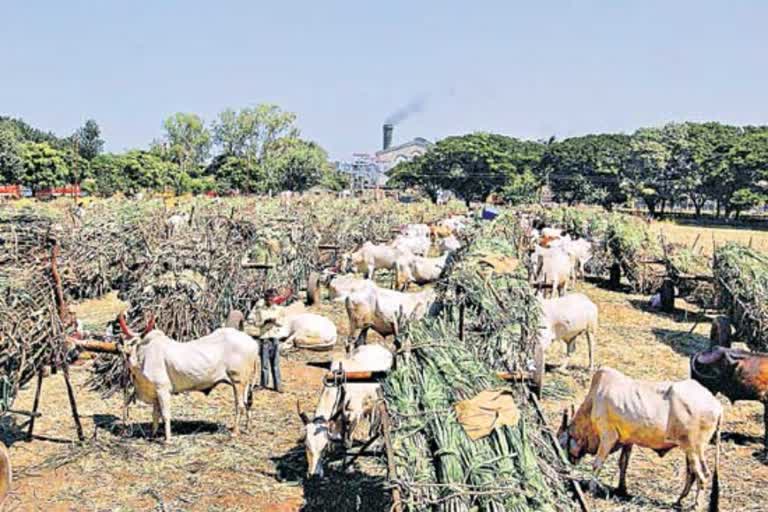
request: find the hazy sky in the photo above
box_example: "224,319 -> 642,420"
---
3,1 -> 767,159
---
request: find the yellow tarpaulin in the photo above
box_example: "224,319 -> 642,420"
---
454,389 -> 520,441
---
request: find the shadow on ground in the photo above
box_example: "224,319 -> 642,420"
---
651,328 -> 710,357
273,442 -> 390,512
93,413 -> 223,439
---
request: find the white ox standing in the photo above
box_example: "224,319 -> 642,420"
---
297,344 -> 393,477
537,293 -> 597,372
343,241 -> 409,279
345,285 -> 436,349
118,315 -> 259,442
531,246 -> 573,298
391,233 -> 430,257
558,367 -> 722,510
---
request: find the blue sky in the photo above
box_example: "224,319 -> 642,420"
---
3,1 -> 767,159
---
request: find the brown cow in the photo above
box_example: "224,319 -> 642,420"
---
0,442 -> 10,507
558,367 -> 722,510
691,346 -> 768,448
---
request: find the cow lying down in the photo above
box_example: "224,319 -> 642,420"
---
297,344 -> 393,477
118,315 -> 259,442
558,367 -> 722,510
249,302 -> 337,351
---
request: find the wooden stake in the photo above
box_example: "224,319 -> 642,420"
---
26,371 -> 44,441
61,363 -> 84,442
379,401 -> 401,512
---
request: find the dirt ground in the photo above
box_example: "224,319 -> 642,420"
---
650,220 -> 768,256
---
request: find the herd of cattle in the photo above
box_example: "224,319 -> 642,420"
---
52,209 -> 768,511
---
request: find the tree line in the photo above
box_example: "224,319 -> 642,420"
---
0,105 -> 348,196
389,122 -> 768,219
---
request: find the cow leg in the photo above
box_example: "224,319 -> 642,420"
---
590,429 -> 619,493
675,455 -> 695,508
763,402 -> 768,450
354,326 -> 369,349
616,445 -> 632,497
230,382 -> 244,436
586,328 -> 595,372
151,402 -> 160,438
558,340 -> 573,372
157,389 -> 172,442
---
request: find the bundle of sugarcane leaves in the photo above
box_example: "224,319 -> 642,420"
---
713,243 -> 768,351
0,268 -> 68,411
384,318 -> 575,512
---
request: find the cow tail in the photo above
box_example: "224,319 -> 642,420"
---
709,414 -> 721,512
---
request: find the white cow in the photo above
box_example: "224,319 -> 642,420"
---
537,293 -> 597,372
297,344 -> 393,477
166,213 -> 190,235
118,315 -> 259,441
343,242 -> 408,279
391,234 -> 430,257
438,235 -> 462,254
327,273 -> 376,302
395,253 -> 449,290
345,285 -> 436,349
532,246 -> 573,298
558,367 -> 722,509
259,312 -> 338,351
401,223 -> 430,238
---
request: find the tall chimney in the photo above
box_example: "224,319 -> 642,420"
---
382,123 -> 393,151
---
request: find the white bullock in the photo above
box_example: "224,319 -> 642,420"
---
343,242 -> 408,279
532,246 -> 573,298
297,344 -> 393,477
537,293 -> 597,372
391,234 -> 430,257
345,285 -> 436,349
118,315 -> 259,441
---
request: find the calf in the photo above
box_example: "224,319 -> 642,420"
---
297,344 -> 393,477
345,285 -> 436,350
538,293 -> 597,372
118,315 -> 259,441
558,367 -> 721,510
691,346 -> 768,448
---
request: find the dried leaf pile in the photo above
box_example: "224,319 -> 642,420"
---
713,243 -> 768,351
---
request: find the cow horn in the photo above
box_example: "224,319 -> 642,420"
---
570,404 -> 576,420
696,347 -> 725,365
142,314 -> 156,336
296,400 -> 310,425
118,313 -> 139,339
560,408 -> 569,432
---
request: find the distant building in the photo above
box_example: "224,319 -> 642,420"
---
336,124 -> 432,187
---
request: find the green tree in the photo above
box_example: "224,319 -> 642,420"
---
212,104 -> 298,162
89,153 -> 128,196
0,122 -> 24,183
542,133 -> 631,207
19,142 -> 70,190
714,129 -> 768,218
267,138 -> 330,192
162,113 -> 211,177
389,133 -> 544,206
75,119 -> 104,161
623,127 -> 673,216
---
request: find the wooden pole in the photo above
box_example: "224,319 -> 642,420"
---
61,363 -> 84,442
379,400 -> 401,512
458,304 -> 465,341
26,371 -> 44,441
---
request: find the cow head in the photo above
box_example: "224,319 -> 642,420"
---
690,347 -> 735,394
557,405 -> 587,464
296,400 -> 341,478
117,313 -> 157,351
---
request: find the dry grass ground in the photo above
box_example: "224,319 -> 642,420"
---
650,220 -> 768,256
